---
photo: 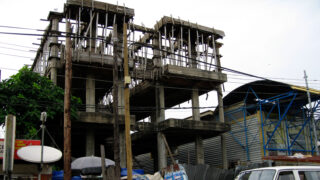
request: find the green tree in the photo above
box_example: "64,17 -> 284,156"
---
0,66 -> 81,138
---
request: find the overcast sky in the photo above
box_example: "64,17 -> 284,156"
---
0,0 -> 319,119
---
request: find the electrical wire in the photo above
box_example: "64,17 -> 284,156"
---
0,29 -> 318,85
0,41 -> 37,49
0,26 -> 319,93
0,25 -> 45,32
0,46 -> 35,53
0,52 -> 33,59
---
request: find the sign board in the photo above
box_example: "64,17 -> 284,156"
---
0,139 -> 41,159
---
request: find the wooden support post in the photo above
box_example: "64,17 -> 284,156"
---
123,22 -> 133,180
95,12 -> 99,53
164,25 -> 167,65
161,134 -> 176,165
89,8 -> 93,51
158,32 -> 162,67
64,19 -> 72,180
188,28 -> 191,67
112,16 -> 121,179
103,13 -> 108,54
100,145 -> 107,180
179,26 -> 183,66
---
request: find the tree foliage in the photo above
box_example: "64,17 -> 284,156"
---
0,67 -> 81,138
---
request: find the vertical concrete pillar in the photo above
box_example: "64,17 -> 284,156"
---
192,88 -> 200,120
85,74 -> 96,156
86,74 -> 95,112
48,13 -> 61,85
50,68 -> 57,85
156,83 -> 166,170
217,87 -> 227,169
192,88 -> 204,164
85,128 -> 95,156
118,82 -> 126,168
150,113 -> 159,171
119,130 -> 126,168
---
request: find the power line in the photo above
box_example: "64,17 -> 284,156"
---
0,41 -> 37,49
0,52 -> 33,59
1,64 -> 318,93
0,25 -> 44,32
0,29 -> 315,85
0,46 -> 35,53
0,27 -> 318,90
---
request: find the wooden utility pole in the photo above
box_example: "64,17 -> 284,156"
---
112,21 -> 121,179
123,22 -> 133,180
64,19 -> 72,180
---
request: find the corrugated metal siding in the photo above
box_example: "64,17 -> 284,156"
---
134,153 -> 154,174
176,115 -> 263,167
134,115 -> 264,172
247,116 -> 263,163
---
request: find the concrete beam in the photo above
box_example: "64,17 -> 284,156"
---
76,111 -> 135,125
163,64 -> 227,83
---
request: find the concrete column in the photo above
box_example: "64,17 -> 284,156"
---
156,83 -> 166,170
192,88 -> 204,164
49,16 -> 60,85
50,67 -> 57,85
119,130 -> 126,168
192,88 -> 200,121
86,74 -> 95,112
86,128 -> 95,156
152,34 -> 161,67
118,82 -> 126,168
151,113 -> 159,171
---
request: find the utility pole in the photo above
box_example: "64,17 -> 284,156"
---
214,43 -> 228,169
304,70 -> 319,155
123,22 -> 133,180
112,18 -> 121,179
64,19 -> 72,180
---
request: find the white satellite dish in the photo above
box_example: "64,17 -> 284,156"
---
17,145 -> 62,163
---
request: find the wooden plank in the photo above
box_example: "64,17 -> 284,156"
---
131,24 -> 155,33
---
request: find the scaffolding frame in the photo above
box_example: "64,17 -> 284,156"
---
225,86 -> 320,161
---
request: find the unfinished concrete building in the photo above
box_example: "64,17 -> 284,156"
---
31,0 -> 230,171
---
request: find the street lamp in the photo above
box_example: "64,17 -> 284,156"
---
39,112 -> 47,180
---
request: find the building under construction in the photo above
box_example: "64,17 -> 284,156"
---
30,0 -> 320,176
31,0 -> 230,172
